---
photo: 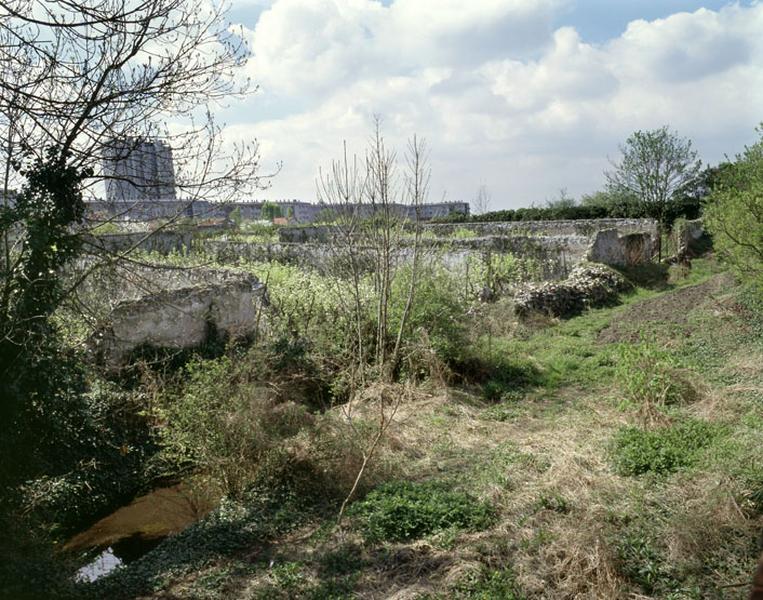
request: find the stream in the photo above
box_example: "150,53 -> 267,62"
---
66,483 -> 217,582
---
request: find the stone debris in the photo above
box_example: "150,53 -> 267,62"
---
514,263 -> 630,319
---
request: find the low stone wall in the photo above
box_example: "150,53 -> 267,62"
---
201,236 -> 576,280
422,218 -> 658,239
278,225 -> 337,244
85,231 -> 193,256
84,263 -> 267,367
277,219 -> 658,244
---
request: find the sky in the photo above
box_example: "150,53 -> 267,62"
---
217,0 -> 763,210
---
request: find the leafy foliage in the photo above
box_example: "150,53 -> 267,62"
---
605,126 -> 702,233
0,147 -> 92,487
610,420 -> 721,476
704,126 -> 763,287
348,480 -> 494,542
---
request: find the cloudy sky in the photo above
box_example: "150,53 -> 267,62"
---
218,0 -> 763,209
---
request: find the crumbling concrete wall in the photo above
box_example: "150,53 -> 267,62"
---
586,229 -> 654,267
85,265 -> 266,367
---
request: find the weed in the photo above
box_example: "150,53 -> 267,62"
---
615,527 -> 675,595
317,543 -> 365,577
270,561 -> 306,591
347,480 -> 494,543
532,492 -> 570,514
610,419 -> 721,476
451,567 -> 524,599
615,340 -> 700,423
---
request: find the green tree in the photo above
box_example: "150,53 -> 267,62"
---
704,127 -> 763,287
580,188 -> 644,217
261,201 -> 283,220
606,126 -> 702,259
0,147 -> 91,484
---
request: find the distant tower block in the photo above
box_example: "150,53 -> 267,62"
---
103,138 -> 177,202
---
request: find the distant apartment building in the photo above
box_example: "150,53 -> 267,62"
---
274,200 -> 324,223
102,138 -> 177,202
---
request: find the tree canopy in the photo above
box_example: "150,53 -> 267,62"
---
606,126 -> 701,256
704,127 -> 763,287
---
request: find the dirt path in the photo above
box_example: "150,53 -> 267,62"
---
598,271 -> 736,343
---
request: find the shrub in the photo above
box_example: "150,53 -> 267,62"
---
389,264 -> 468,368
610,420 -> 720,476
704,126 -> 763,288
347,480 -> 494,542
157,356 -> 312,498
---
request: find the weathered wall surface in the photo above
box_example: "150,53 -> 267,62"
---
673,219 -> 709,259
201,235 -> 582,280
85,264 -> 267,367
274,219 -> 658,273
586,230 -> 654,267
85,231 -> 194,256
422,218 -> 658,238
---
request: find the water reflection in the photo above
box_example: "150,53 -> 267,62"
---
76,547 -> 122,582
67,483 -> 218,582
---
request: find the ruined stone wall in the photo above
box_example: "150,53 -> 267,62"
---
200,235 -> 578,280
586,230 -> 654,267
85,231 -> 194,256
79,262 -> 267,367
421,218 -> 658,238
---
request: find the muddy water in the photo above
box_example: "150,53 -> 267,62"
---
66,483 -> 217,581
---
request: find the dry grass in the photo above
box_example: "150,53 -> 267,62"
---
138,262 -> 763,599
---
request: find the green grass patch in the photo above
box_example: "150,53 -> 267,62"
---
450,568 -> 524,599
348,480 -> 494,543
610,420 -> 722,477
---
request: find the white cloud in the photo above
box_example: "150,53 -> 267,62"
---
225,1 -> 763,207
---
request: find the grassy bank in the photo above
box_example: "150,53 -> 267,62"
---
57,258 -> 762,599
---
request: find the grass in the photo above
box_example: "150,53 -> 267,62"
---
43,257 -> 763,599
347,480 -> 494,543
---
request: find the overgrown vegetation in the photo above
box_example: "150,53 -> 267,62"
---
347,480 -> 494,542
610,420 -> 721,476
705,124 -> 763,288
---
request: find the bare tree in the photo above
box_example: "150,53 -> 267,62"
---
317,122 -> 430,524
472,183 -> 491,215
317,120 -> 430,383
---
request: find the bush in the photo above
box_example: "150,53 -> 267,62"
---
389,264 -> 468,368
704,125 -> 763,288
157,356 -> 312,498
610,420 -> 720,476
347,480 -> 494,542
